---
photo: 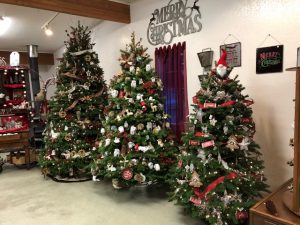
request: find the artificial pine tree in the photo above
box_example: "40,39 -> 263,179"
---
91,33 -> 178,188
169,50 -> 268,225
39,23 -> 108,181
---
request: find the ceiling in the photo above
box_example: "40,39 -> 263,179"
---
0,1 -> 132,53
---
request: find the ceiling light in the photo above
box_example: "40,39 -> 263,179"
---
43,25 -> 53,36
41,12 -> 59,36
0,16 -> 12,36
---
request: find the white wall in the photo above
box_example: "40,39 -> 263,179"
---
50,0 -> 300,190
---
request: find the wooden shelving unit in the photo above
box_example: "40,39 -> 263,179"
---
0,65 -> 33,172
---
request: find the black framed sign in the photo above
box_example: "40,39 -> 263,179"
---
219,42 -> 241,67
256,45 -> 283,74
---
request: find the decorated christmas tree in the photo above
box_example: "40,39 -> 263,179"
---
91,33 -> 178,188
169,50 -> 268,224
39,23 -> 108,181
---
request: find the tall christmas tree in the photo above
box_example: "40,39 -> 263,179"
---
169,50 -> 268,225
91,33 -> 178,188
39,23 -> 108,181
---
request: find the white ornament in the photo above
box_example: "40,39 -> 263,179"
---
136,93 -> 143,101
118,126 -> 124,133
111,89 -> 119,98
151,77 -> 156,82
114,137 -> 120,143
146,64 -> 151,71
124,121 -> 129,128
130,66 -> 135,72
139,78 -> 143,84
146,122 -> 153,130
239,137 -> 251,151
128,142 -> 135,149
223,126 -> 228,135
92,176 -> 100,182
51,150 -> 56,156
105,138 -> 111,146
209,115 -> 217,126
100,128 -> 105,134
131,80 -> 137,88
148,96 -> 155,102
130,126 -> 137,135
148,162 -> 154,169
64,126 -> 68,131
154,164 -> 160,171
51,130 -> 59,139
114,149 -> 120,157
107,164 -> 116,172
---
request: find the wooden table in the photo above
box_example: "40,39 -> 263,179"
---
0,131 -> 31,171
250,179 -> 300,225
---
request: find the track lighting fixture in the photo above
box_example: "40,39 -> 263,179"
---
41,12 -> 59,36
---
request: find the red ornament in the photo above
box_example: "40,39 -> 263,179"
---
134,144 -> 139,152
241,118 -> 253,123
201,140 -> 215,148
195,132 -> 205,137
178,160 -> 183,168
122,168 -> 133,180
143,81 -> 154,89
140,101 -> 146,106
192,96 -> 199,104
189,140 -> 200,146
119,90 -> 125,98
148,89 -> 155,94
235,211 -> 248,220
204,102 -> 217,108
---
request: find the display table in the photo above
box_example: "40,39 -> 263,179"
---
0,131 -> 32,171
250,179 -> 300,225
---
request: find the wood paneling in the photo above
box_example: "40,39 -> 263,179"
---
0,0 -> 130,23
0,51 -> 54,65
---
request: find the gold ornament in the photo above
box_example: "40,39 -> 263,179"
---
78,149 -> 86,157
226,135 -> 239,151
137,123 -> 144,130
189,171 -> 203,188
64,133 -> 72,141
58,110 -> 67,118
134,173 -> 146,183
85,54 -> 92,62
42,167 -> 49,177
70,151 -> 77,158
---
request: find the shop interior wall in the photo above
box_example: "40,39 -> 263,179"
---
47,0 -> 300,191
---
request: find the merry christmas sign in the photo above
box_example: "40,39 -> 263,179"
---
256,45 -> 283,74
147,0 -> 202,46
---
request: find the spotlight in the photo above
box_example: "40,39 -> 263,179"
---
43,25 -> 53,36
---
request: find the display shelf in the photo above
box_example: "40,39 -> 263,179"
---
0,66 -> 32,172
250,179 -> 300,225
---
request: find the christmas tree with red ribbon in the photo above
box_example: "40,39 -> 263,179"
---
169,50 -> 268,225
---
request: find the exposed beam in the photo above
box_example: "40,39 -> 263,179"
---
0,0 -> 130,24
0,51 -> 54,65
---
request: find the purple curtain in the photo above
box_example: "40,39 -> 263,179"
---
155,42 -> 188,141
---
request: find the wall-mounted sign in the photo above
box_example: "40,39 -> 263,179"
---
297,47 -> 300,67
219,42 -> 241,67
10,51 -> 20,67
256,45 -> 283,74
147,0 -> 202,46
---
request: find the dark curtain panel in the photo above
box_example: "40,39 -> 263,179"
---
155,42 -> 188,141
